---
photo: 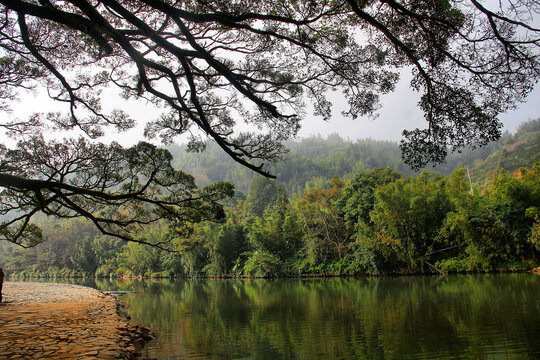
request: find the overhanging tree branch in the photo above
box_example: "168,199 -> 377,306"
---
0,0 -> 538,248
0,138 -> 234,248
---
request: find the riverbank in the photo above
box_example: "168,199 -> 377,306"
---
0,282 -> 152,359
6,266 -> 540,282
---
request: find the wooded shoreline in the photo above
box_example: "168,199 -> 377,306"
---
6,265 -> 540,281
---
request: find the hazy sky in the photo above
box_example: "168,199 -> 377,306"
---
9,72 -> 539,147
5,0 -> 539,148
296,77 -> 540,142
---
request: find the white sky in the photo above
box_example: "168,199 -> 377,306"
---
4,0 -> 539,147
7,73 -> 539,147
297,78 -> 540,142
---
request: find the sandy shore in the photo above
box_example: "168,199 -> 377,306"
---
0,282 -> 152,359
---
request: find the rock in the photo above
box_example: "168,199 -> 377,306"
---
0,282 -> 153,360
142,334 -> 154,341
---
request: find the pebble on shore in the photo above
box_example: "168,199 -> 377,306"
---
0,282 -> 152,360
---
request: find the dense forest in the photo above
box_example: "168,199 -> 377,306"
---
1,119 -> 539,278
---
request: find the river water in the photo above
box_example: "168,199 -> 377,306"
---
72,274 -> 538,359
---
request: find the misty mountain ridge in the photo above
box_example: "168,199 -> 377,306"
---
167,119 -> 540,195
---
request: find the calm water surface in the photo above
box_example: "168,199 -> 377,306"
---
89,274 -> 540,359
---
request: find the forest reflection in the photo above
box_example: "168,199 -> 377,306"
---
88,274 -> 540,359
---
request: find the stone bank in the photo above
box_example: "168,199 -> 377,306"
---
0,282 -> 152,359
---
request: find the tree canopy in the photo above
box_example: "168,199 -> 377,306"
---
0,138 -> 233,248
0,0 -> 538,247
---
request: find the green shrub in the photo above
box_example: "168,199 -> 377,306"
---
243,250 -> 283,277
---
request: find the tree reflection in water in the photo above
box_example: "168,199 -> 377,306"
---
95,275 -> 540,360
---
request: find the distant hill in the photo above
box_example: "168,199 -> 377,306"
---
469,119 -> 540,182
168,119 -> 539,194
168,136 -> 417,194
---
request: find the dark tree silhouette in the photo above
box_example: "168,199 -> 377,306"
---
0,138 -> 233,247
0,0 -> 538,247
